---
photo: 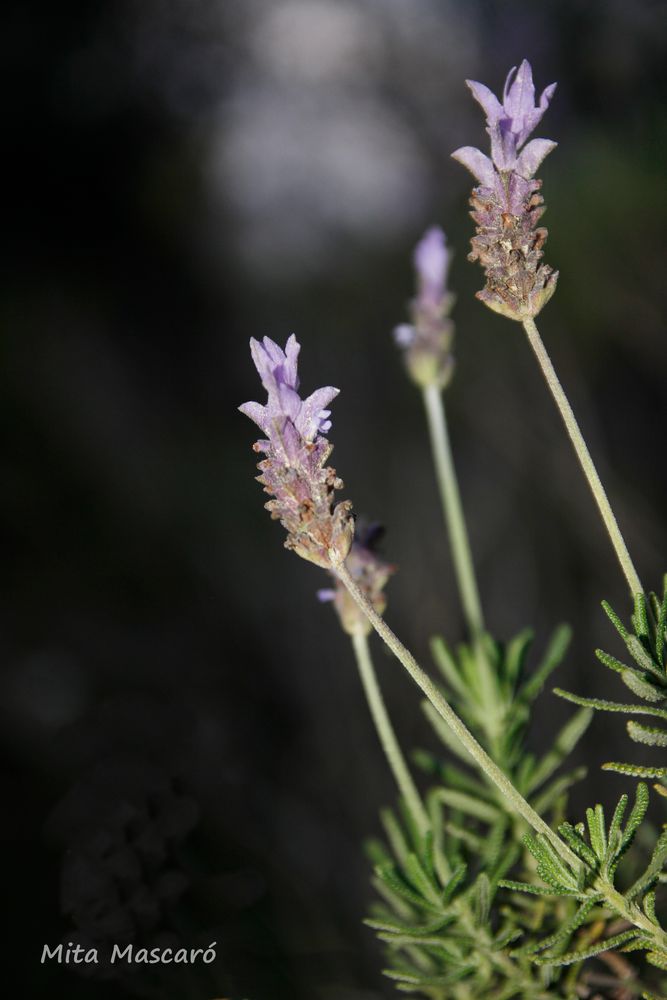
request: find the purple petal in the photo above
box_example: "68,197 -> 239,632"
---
393,323 -> 415,347
516,138 -> 557,178
414,227 -> 448,304
451,146 -> 496,187
539,82 -> 557,113
466,80 -> 503,124
297,385 -> 339,439
277,382 -> 303,422
317,588 -> 336,603
283,334 -> 301,390
249,337 -> 276,392
503,60 -> 535,122
238,400 -> 268,433
271,416 -> 301,464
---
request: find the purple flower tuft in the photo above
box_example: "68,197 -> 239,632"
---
240,336 -> 354,569
463,60 -> 556,174
393,226 -> 455,389
414,227 -> 450,309
451,60 -> 559,321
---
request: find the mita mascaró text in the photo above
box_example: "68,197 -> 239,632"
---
41,942 -> 217,965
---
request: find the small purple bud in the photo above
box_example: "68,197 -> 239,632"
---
320,521 -> 395,636
394,227 -> 455,389
414,227 -> 449,308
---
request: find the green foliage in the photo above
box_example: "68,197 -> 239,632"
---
504,784 -> 667,973
366,628 -> 628,998
556,581 -> 667,782
367,625 -> 667,997
421,625 -> 591,813
366,795 -> 579,998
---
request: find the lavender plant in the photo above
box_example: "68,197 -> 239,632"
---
239,59 -> 667,1000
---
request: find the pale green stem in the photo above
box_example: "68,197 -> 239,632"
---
335,561 -> 580,869
422,382 -> 485,641
421,383 -> 502,751
350,628 -> 430,838
522,316 -> 643,597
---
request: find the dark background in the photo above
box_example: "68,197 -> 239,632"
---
2,1 -> 667,997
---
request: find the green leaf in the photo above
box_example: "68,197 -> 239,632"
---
499,878 -> 584,898
374,863 -> 440,913
586,804 -> 607,861
602,762 -> 667,778
632,593 -> 650,641
442,862 -> 467,903
601,600 -> 630,640
646,951 -> 667,971
511,896 -> 598,957
558,822 -> 598,868
626,830 -> 667,900
520,624 -> 572,702
620,782 -> 650,853
626,634 -> 664,681
472,872 -> 491,926
643,890 -> 657,923
430,635 -> 467,698
656,583 -> 667,663
604,793 -> 628,873
554,689 -> 667,719
422,701 -> 470,763
627,721 -> 667,746
387,966 -> 476,988
503,627 -> 534,691
381,808 -> 410,865
524,833 -> 579,892
429,787 -> 500,823
364,914 -> 455,936
404,852 -> 442,907
620,668 -> 665,702
532,928 -> 642,966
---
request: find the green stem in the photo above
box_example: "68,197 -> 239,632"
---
422,382 -> 503,751
335,561 -> 580,869
422,382 -> 485,640
522,316 -> 643,597
350,628 -> 430,838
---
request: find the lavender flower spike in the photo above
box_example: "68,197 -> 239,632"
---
452,60 -> 559,321
394,226 -> 455,388
240,335 -> 354,569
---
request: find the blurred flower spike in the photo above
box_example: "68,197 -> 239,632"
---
240,335 -> 354,569
394,226 -> 455,389
452,60 -> 559,320
319,523 -> 395,636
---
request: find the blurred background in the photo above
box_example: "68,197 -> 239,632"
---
2,0 -> 667,997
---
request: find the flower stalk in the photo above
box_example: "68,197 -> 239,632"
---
422,381 -> 485,641
334,559 -> 580,869
523,316 -> 643,597
350,628 -> 430,838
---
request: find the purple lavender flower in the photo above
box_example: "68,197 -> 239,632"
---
318,523 -> 394,636
452,60 -> 559,320
393,226 -> 455,388
240,335 -> 354,569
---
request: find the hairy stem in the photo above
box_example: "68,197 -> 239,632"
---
422,382 -> 485,640
350,628 -> 430,838
335,561 -> 579,868
522,317 -> 642,597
